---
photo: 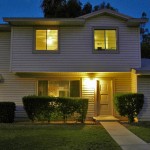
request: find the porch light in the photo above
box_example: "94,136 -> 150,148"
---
84,78 -> 96,89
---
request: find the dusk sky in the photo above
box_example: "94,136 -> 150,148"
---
0,0 -> 149,28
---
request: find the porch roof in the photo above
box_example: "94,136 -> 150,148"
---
134,59 -> 150,75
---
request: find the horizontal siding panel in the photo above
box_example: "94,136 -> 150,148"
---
137,77 -> 150,121
115,74 -> 131,93
0,32 -> 36,120
82,78 -> 95,117
11,15 -> 140,72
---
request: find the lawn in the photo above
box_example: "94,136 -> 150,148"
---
0,124 -> 121,150
122,122 -> 150,143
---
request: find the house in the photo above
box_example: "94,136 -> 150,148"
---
0,9 -> 149,121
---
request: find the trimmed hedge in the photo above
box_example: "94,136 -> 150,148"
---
114,93 -> 144,123
22,96 -> 56,122
22,96 -> 88,123
0,102 -> 16,123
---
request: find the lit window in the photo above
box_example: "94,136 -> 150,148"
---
36,29 -> 58,51
38,80 -> 80,97
94,29 -> 117,51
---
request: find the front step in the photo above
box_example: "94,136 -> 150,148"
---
93,115 -> 119,122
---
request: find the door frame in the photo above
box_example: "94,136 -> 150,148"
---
94,78 -> 114,116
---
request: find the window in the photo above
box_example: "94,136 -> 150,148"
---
94,29 -> 117,51
35,29 -> 58,51
38,80 -> 80,97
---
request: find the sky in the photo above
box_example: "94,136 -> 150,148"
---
0,0 -> 149,28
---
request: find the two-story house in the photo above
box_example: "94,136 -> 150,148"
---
0,9 -> 149,121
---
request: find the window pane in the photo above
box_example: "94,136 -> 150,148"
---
36,30 -> 46,50
70,80 -> 80,97
94,30 -> 105,50
38,80 -> 48,96
105,30 -> 116,50
48,81 -> 69,97
38,80 -> 80,97
47,30 -> 58,50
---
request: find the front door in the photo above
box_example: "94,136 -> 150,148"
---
97,79 -> 112,115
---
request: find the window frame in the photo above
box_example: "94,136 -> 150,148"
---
33,27 -> 60,54
37,79 -> 81,98
92,27 -> 119,54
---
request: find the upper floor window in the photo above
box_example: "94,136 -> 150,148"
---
35,29 -> 58,52
94,29 -> 117,52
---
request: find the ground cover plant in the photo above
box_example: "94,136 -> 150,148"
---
122,121 -> 150,143
0,124 -> 121,150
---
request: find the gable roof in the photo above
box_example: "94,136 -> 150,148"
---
3,9 -> 148,27
78,9 -> 131,20
78,9 -> 148,27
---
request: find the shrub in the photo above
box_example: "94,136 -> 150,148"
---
114,93 -> 144,123
0,102 -> 16,123
57,97 -> 88,123
56,97 -> 78,123
76,98 -> 88,123
22,96 -> 57,122
22,95 -> 88,123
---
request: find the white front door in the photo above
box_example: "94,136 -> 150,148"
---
97,79 -> 112,115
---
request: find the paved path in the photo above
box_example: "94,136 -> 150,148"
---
101,122 -> 150,150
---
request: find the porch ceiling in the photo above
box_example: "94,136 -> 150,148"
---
16,72 -> 131,78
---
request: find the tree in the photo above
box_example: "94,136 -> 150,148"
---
66,0 -> 82,17
93,1 -> 118,12
41,0 -> 66,18
140,12 -> 150,58
82,2 -> 92,15
41,0 -> 118,18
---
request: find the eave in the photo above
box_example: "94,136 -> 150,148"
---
3,18 -> 85,26
0,24 -> 11,31
127,18 -> 149,27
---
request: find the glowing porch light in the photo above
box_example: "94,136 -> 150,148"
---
84,78 -> 96,89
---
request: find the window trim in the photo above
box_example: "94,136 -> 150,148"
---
92,26 -> 119,54
33,27 -> 60,54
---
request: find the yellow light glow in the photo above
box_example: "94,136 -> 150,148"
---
47,37 -> 53,45
84,78 -> 96,89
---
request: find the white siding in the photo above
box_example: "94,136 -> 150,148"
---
11,15 -> 140,72
81,73 -> 132,117
137,76 -> 150,121
82,78 -> 95,117
0,32 -> 36,120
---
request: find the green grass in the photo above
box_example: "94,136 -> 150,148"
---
123,122 -> 150,143
0,124 -> 121,150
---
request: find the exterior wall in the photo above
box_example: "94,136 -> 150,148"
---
137,76 -> 150,121
11,15 -> 140,72
0,32 -> 36,120
82,73 -> 132,117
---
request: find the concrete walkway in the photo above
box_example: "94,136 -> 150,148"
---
101,122 -> 150,150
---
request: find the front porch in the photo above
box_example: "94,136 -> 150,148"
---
14,72 -> 135,120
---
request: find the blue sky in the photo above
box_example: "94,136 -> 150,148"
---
0,0 -> 149,28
